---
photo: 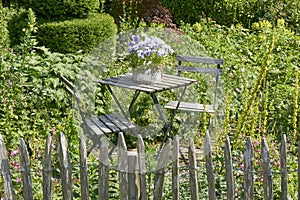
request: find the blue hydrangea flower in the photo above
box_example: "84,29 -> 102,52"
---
128,33 -> 174,68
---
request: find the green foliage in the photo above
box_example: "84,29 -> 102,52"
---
14,0 -> 99,21
0,7 -> 16,47
161,0 -> 300,31
0,10 -> 83,151
6,8 -> 30,47
37,13 -> 117,53
180,19 -> 300,138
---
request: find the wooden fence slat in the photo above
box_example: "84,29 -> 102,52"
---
224,136 -> 234,200
128,152 -> 139,200
281,134 -> 287,200
43,134 -> 52,200
79,135 -> 89,200
262,138 -> 273,200
59,132 -> 73,200
204,132 -> 217,200
118,133 -> 128,200
189,138 -> 199,200
0,134 -> 14,200
172,135 -> 179,200
99,136 -> 109,200
19,138 -> 33,200
154,139 -> 171,200
137,134 -> 147,200
244,137 -> 254,200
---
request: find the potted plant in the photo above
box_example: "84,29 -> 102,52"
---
128,33 -> 174,83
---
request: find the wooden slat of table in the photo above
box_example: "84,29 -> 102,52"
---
98,78 -> 154,92
108,75 -> 167,91
97,73 -> 197,93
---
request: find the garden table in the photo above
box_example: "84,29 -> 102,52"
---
96,73 -> 197,146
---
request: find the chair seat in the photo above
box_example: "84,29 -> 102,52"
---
165,101 -> 215,113
85,112 -> 135,136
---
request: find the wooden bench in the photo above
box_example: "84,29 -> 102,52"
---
165,55 -> 223,122
60,75 -> 135,147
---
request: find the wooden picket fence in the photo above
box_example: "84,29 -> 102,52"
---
0,132 -> 299,199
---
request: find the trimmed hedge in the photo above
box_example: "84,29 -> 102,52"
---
37,13 -> 117,53
15,0 -> 99,21
0,7 -> 17,48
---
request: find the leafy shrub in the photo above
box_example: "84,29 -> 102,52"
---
104,0 -> 176,28
161,0 -> 300,31
37,13 -> 117,53
0,7 -> 17,47
6,8 -> 31,47
180,19 -> 300,139
0,10 -> 83,151
14,0 -> 99,21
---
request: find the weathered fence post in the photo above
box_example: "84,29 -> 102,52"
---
59,132 -> 73,200
0,134 -> 14,200
99,136 -> 109,200
137,134 -> 147,200
244,137 -> 254,200
19,138 -> 33,200
224,136 -> 234,200
43,133 -> 52,200
154,139 -> 171,200
172,135 -> 179,200
280,134 -> 287,200
204,132 -> 217,200
128,151 -> 139,200
262,138 -> 273,200
79,135 -> 89,200
118,133 -> 128,200
189,138 -> 199,200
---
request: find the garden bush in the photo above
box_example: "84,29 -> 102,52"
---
0,7 -> 17,47
5,8 -> 29,47
0,9 -> 83,152
14,0 -> 99,21
161,0 -> 300,31
37,13 -> 117,53
180,19 -> 299,138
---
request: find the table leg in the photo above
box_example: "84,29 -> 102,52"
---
105,85 -> 129,120
128,91 -> 141,113
160,86 -> 188,148
149,92 -> 168,127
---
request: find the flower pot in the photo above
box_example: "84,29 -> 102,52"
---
132,68 -> 162,83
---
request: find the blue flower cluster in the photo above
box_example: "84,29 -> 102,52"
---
128,33 -> 174,61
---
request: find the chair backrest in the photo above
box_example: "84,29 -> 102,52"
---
175,55 -> 224,106
60,75 -> 96,142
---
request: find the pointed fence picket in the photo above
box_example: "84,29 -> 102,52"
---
19,138 -> 33,200
42,134 -> 52,200
244,137 -> 254,200
0,134 -> 14,200
224,136 -> 234,200
1,132 -> 300,199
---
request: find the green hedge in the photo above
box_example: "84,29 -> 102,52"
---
37,13 -> 117,53
15,0 -> 99,21
161,0 -> 300,31
0,7 -> 17,48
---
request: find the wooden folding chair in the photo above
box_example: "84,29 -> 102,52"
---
60,75 -> 135,154
165,55 -> 223,132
